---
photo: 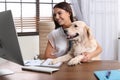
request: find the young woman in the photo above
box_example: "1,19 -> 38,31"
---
41,2 -> 102,62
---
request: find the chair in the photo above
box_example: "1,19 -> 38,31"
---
39,21 -> 55,59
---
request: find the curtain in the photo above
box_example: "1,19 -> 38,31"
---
70,0 -> 119,60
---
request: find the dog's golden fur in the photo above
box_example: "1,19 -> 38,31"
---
50,21 -> 97,65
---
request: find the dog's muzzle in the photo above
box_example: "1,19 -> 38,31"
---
67,33 -> 79,39
63,29 -> 79,39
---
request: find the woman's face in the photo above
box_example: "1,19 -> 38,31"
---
53,8 -> 71,28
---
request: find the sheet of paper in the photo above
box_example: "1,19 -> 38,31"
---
24,58 -> 62,68
41,58 -> 62,68
24,59 -> 44,66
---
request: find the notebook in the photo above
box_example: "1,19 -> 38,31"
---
94,69 -> 120,80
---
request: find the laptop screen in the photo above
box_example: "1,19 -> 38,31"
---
0,10 -> 24,65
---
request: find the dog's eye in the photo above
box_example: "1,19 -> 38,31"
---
74,25 -> 78,27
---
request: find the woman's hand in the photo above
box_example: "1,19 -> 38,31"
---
81,52 -> 93,62
81,42 -> 102,62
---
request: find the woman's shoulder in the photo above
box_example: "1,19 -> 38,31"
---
49,27 -> 62,34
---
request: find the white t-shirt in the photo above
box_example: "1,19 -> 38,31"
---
47,27 -> 69,57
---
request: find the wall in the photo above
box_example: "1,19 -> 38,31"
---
119,0 -> 120,36
0,35 -> 39,63
18,35 -> 39,60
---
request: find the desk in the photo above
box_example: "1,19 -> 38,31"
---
0,60 -> 120,80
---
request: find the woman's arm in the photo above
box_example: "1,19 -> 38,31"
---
43,41 -> 57,59
81,42 -> 102,62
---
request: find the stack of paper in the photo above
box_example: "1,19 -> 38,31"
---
24,58 -> 62,68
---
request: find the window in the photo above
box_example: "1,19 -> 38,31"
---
0,0 -> 71,35
0,0 -> 38,34
40,0 -> 71,21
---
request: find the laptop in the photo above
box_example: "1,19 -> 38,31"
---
0,10 -> 62,75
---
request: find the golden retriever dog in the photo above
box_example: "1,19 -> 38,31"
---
50,21 -> 97,66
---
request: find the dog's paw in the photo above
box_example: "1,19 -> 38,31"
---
67,58 -> 81,66
49,58 -> 61,65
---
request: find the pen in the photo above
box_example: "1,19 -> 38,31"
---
105,70 -> 111,79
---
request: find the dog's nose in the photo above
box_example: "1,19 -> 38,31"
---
64,30 -> 68,34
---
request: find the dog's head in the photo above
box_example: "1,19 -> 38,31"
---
64,21 -> 93,42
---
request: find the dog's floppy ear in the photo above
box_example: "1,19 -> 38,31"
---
85,25 -> 93,39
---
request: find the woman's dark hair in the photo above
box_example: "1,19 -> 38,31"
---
53,2 -> 74,29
